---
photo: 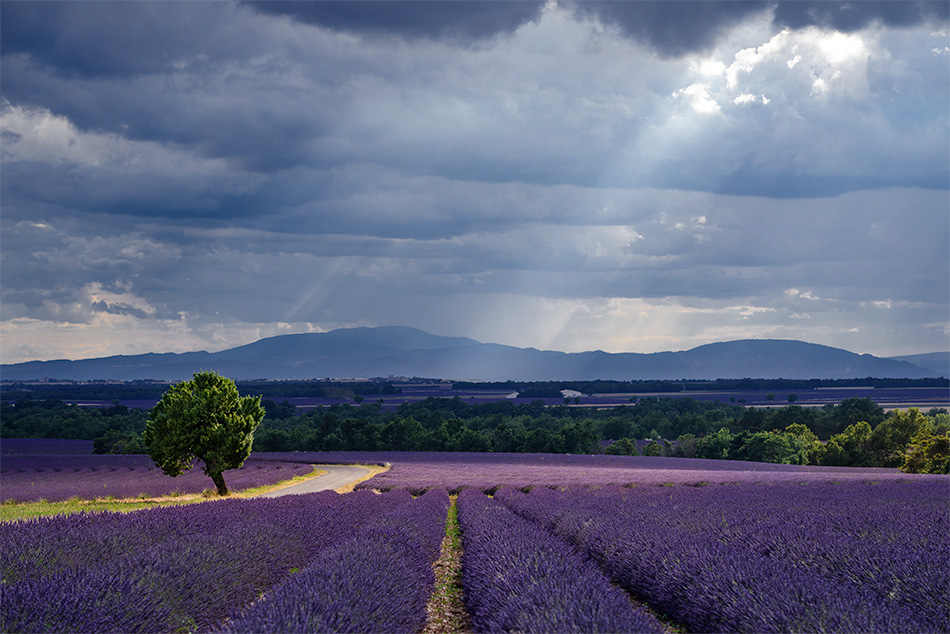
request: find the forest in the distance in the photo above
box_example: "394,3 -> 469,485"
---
2,377 -> 947,474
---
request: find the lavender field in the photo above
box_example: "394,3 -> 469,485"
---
8,447 -> 935,505
0,453 -> 313,503
2,448 -> 948,633
494,481 -> 949,634
260,450 -> 946,493
2,490 -> 428,632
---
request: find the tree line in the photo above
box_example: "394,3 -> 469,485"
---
1,398 -> 148,454
252,395 -> 949,473
2,394 -> 947,473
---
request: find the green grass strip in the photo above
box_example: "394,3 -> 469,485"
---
423,495 -> 472,634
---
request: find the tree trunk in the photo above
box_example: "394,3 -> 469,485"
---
210,470 -> 230,496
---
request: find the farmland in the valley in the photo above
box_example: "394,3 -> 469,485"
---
6,379 -> 949,413
2,447 -> 948,633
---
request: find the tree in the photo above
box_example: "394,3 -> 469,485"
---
380,416 -> 432,451
738,431 -> 796,464
605,437 -> 638,456
782,423 -> 824,465
558,420 -> 600,454
870,408 -> 930,468
831,397 -> 885,435
901,431 -> 950,474
822,421 -> 874,467
673,433 -> 698,458
695,427 -> 734,460
145,372 -> 265,496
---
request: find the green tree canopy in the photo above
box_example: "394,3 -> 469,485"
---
604,437 -> 638,456
738,431 -> 797,464
901,430 -> 950,474
822,421 -> 874,467
145,372 -> 265,496
782,423 -> 825,465
695,427 -> 734,460
871,408 -> 930,468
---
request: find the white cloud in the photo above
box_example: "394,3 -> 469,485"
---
785,288 -> 823,301
725,28 -> 791,88
1,102 -> 242,179
679,23 -> 881,111
673,82 -> 721,114
733,93 -> 769,105
818,31 -> 869,65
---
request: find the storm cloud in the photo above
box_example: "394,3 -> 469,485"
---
1,1 -> 947,364
246,0 -> 547,43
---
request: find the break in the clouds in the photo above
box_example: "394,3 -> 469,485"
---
1,1 -> 948,365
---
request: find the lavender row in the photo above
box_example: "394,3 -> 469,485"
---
2,490 -> 394,583
219,488 -> 450,634
456,488 -> 668,634
1,455 -> 313,502
494,482 -> 948,634
1,490 -> 412,633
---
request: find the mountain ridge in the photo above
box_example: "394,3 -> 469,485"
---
1,326 -> 944,381
886,352 -> 949,377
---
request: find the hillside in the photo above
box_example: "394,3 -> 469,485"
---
888,352 -> 949,377
0,326 -> 942,382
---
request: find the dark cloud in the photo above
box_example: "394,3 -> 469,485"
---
567,1 -> 772,57
773,1 -> 949,33
245,0 -> 546,43
0,2 -> 234,79
91,301 -> 152,320
566,1 -> 948,57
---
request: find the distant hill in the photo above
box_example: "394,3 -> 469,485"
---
0,326 -> 942,382
887,352 -> 949,378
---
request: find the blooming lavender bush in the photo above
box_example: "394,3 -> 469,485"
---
457,488 -> 668,634
1,490 -> 412,633
495,481 -> 949,633
0,455 -> 313,502
219,488 -> 450,634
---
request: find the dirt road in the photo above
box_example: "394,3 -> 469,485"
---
258,465 -> 371,497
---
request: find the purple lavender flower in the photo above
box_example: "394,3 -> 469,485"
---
1,490 -> 413,632
495,481 -> 948,633
457,488 -> 668,634
220,488 -> 449,634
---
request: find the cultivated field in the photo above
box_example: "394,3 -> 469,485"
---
1,449 -> 948,633
261,450 -> 946,492
49,384 -> 950,413
1,452 -> 314,504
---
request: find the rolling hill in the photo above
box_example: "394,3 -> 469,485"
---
0,326 -> 943,382
887,352 -> 949,377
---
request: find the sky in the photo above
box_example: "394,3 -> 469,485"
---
1,0 -> 948,364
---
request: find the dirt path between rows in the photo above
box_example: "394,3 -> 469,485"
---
257,465 -> 372,497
